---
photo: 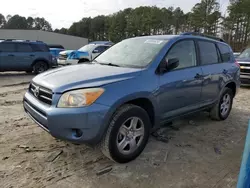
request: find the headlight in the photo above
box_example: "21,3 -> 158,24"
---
57,88 -> 104,108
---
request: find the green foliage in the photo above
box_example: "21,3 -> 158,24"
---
0,14 -> 52,31
222,0 -> 250,51
59,4 -> 223,43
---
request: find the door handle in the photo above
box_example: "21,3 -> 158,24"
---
30,54 -> 35,57
8,54 -> 14,57
194,73 -> 202,79
223,69 -> 228,74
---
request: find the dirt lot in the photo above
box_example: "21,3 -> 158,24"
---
0,72 -> 249,188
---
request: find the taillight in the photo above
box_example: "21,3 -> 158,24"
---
235,60 -> 240,67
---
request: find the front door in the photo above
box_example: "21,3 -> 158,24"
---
158,40 -> 203,120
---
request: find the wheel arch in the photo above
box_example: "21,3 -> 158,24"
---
78,58 -> 90,63
220,80 -> 237,99
96,93 -> 160,144
31,58 -> 49,68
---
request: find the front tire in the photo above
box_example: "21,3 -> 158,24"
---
210,87 -> 233,121
33,61 -> 48,74
100,104 -> 151,163
78,59 -> 89,64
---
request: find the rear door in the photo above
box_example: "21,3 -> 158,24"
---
158,39 -> 203,119
16,43 -> 35,70
0,42 -> 17,71
198,40 -> 232,106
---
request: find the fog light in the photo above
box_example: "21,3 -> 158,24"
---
72,129 -> 83,138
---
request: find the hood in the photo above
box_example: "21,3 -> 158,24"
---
59,50 -> 74,56
32,64 -> 142,93
236,57 -> 250,63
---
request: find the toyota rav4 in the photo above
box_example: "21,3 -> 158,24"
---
23,33 -> 240,163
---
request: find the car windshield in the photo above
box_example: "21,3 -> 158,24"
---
94,38 -> 167,68
238,48 -> 250,59
78,44 -> 95,52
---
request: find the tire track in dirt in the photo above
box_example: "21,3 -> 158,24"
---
0,100 -> 23,106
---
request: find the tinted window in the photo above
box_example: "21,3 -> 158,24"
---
166,40 -> 197,69
0,42 -> 16,52
17,43 -> 33,52
218,43 -> 232,62
198,41 -> 219,65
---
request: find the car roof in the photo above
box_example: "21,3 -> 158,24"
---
49,48 -> 64,50
0,39 -> 46,44
134,34 -> 228,45
89,41 -> 114,45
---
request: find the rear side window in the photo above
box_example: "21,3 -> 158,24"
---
0,42 -> 16,52
31,44 -> 49,52
198,41 -> 219,65
218,43 -> 232,62
17,43 -> 33,52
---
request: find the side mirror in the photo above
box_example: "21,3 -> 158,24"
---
166,58 -> 179,71
93,49 -> 99,53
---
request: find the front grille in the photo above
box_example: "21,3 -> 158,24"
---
241,69 -> 250,74
59,54 -> 68,60
29,83 -> 53,105
239,63 -> 250,67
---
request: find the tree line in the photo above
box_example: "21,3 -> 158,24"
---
0,0 -> 250,51
0,14 -> 52,31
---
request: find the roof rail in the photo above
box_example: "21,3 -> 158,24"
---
89,41 -> 114,45
0,39 -> 43,42
181,32 -> 225,42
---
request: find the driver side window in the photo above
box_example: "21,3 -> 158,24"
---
166,40 -> 197,70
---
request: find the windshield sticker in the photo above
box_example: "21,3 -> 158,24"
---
144,39 -> 163,44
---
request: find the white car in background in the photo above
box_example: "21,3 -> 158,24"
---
58,41 -> 113,65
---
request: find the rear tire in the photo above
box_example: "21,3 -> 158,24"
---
210,87 -> 233,121
33,61 -> 48,74
26,70 -> 32,74
100,104 -> 151,163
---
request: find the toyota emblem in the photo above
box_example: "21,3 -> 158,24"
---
34,86 -> 40,97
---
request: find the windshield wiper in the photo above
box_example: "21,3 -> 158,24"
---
99,63 -> 120,67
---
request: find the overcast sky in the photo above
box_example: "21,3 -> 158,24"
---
0,0 -> 229,29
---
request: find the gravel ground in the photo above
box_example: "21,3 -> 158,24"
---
0,72 -> 249,188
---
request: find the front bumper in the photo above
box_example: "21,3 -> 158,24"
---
57,59 -> 78,65
23,91 -> 110,145
240,74 -> 250,84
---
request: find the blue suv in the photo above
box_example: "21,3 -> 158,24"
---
0,39 -> 54,74
23,33 -> 240,163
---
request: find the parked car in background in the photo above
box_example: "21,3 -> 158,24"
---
50,48 -> 64,58
236,47 -> 250,83
0,39 -> 54,74
49,48 -> 64,65
24,33 -> 240,163
48,44 -> 65,49
58,41 -> 113,65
